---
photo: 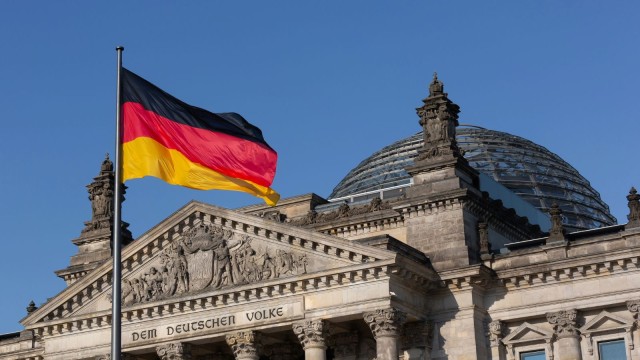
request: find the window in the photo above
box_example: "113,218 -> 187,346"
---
598,339 -> 625,360
520,350 -> 545,360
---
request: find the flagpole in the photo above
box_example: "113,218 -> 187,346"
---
111,46 -> 124,360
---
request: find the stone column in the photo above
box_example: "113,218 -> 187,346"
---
156,342 -> 192,360
488,320 -> 505,360
546,310 -> 581,360
402,321 -> 432,360
225,331 -> 262,360
331,331 -> 359,360
293,319 -> 330,360
363,308 -> 407,360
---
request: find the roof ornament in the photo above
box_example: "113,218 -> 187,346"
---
26,300 -> 37,313
100,153 -> 113,174
627,187 -> 640,228
547,203 -> 566,243
415,72 -> 462,162
429,72 -> 445,96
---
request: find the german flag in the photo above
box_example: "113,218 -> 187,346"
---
121,68 -> 279,205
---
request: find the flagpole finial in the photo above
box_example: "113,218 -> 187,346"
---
116,46 -> 124,51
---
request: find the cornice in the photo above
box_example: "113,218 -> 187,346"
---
492,248 -> 640,288
433,264 -> 495,291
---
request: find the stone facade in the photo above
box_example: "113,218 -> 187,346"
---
1,75 -> 639,360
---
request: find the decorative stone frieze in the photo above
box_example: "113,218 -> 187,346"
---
290,197 -> 392,226
488,320 -> 504,347
293,319 -> 330,349
363,308 -> 407,338
547,309 -> 578,338
331,331 -> 359,358
402,321 -> 432,350
156,342 -> 192,360
627,187 -> 640,228
225,331 -> 262,359
122,223 -> 307,305
255,210 -> 286,223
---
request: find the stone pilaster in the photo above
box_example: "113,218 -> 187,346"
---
488,320 -> 505,360
225,331 -> 262,360
293,320 -> 330,360
402,321 -> 432,360
364,308 -> 406,360
331,331 -> 359,360
156,342 -> 192,360
546,310 -> 581,360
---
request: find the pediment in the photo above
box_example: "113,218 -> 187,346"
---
23,201 -> 400,328
503,322 -> 553,344
580,311 -> 633,334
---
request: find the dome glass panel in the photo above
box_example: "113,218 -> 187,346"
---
328,126 -> 616,231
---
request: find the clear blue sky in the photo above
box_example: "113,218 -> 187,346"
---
0,1 -> 638,333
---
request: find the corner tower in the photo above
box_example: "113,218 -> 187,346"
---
55,155 -> 133,285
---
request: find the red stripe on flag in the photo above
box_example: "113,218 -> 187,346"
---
123,102 -> 277,188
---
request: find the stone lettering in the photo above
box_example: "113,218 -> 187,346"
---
165,315 -> 235,337
245,307 -> 284,322
128,303 -> 297,345
131,329 -> 157,342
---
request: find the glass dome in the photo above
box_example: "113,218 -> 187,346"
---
328,126 -> 616,231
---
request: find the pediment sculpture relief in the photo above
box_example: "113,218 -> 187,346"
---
121,223 -> 308,305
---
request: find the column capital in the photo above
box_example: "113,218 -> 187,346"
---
293,319 -> 330,349
546,309 -> 579,338
364,308 -> 407,338
156,342 -> 192,360
225,331 -> 262,359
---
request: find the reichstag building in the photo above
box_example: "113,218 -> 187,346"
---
2,74 -> 638,360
